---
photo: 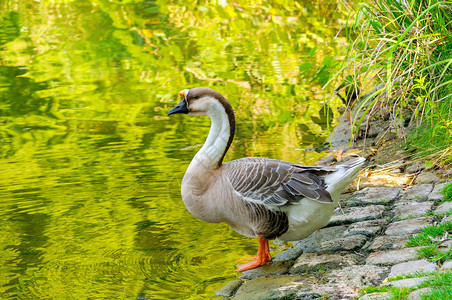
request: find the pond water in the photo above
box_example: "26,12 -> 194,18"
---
0,1 -> 348,299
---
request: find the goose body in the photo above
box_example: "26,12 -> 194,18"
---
169,87 -> 365,271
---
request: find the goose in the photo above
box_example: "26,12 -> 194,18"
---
168,87 -> 365,272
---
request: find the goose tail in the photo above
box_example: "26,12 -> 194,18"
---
324,157 -> 366,199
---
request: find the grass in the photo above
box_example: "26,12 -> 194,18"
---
419,270 -> 452,299
441,182 -> 452,202
406,221 -> 452,247
331,0 -> 452,163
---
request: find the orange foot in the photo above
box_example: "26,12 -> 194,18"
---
235,237 -> 271,272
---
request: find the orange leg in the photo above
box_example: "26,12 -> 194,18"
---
235,237 -> 272,272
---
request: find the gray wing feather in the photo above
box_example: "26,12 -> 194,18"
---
224,158 -> 335,207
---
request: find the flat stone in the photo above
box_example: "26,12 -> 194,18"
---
385,217 -> 434,236
401,184 -> 433,201
272,246 -> 304,262
344,219 -> 388,237
320,234 -> 368,251
329,205 -> 386,225
293,225 -> 347,253
435,202 -> 452,215
428,182 -> 449,201
442,215 -> 452,223
347,187 -> 401,206
381,276 -> 428,288
368,234 -> 411,251
359,292 -> 392,300
438,239 -> 452,250
239,260 -> 294,280
215,280 -> 242,297
388,259 -> 438,278
441,261 -> 452,269
290,252 -> 359,274
327,265 -> 389,290
406,162 -> 424,174
393,201 -> 433,219
407,287 -> 433,300
367,248 -> 420,266
415,171 -> 440,184
233,275 -> 315,300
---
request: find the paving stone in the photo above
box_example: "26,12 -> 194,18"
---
438,239 -> 452,250
415,171 -> 440,184
368,234 -> 411,251
215,280 -> 242,297
327,265 -> 389,290
329,205 -> 386,225
441,261 -> 452,269
359,292 -> 392,300
393,201 -> 433,219
435,201 -> 452,215
401,184 -> 433,201
442,215 -> 452,223
272,246 -> 303,263
293,225 -> 347,253
239,260 -> 294,280
385,217 -> 434,236
407,287 -> 433,300
320,234 -> 368,251
344,219 -> 388,237
388,259 -> 438,278
233,275 -> 315,300
290,252 -> 359,274
347,187 -> 402,206
428,182 -> 449,201
367,248 -> 420,266
381,276 -> 428,288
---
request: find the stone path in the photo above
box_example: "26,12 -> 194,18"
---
216,182 -> 451,299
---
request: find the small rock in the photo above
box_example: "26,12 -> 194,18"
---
368,234 -> 411,251
401,184 -> 433,201
239,260 -> 294,280
293,225 -> 347,253
233,275 -> 314,300
407,287 -> 433,300
347,187 -> 401,206
359,292 -> 392,300
215,280 -> 242,297
385,217 -> 434,236
393,201 -> 433,220
381,276 -> 428,288
290,252 -> 358,274
435,202 -> 452,215
367,248 -> 420,266
320,234 -> 368,251
441,261 -> 452,269
415,171 -> 439,184
388,259 -> 438,278
344,219 -> 388,237
329,205 -> 386,225
327,265 -> 389,292
428,182 -> 449,201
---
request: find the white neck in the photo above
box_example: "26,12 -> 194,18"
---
187,98 -> 232,172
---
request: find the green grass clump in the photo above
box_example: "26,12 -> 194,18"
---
333,0 -> 452,162
406,221 -> 452,247
419,270 -> 452,299
416,245 -> 452,263
441,182 -> 452,202
359,286 -> 412,299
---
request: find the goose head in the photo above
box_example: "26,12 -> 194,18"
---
168,87 -> 233,117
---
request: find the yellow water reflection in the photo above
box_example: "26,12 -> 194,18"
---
0,0 -> 348,298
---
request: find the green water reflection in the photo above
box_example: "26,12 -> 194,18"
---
0,0 -> 348,298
